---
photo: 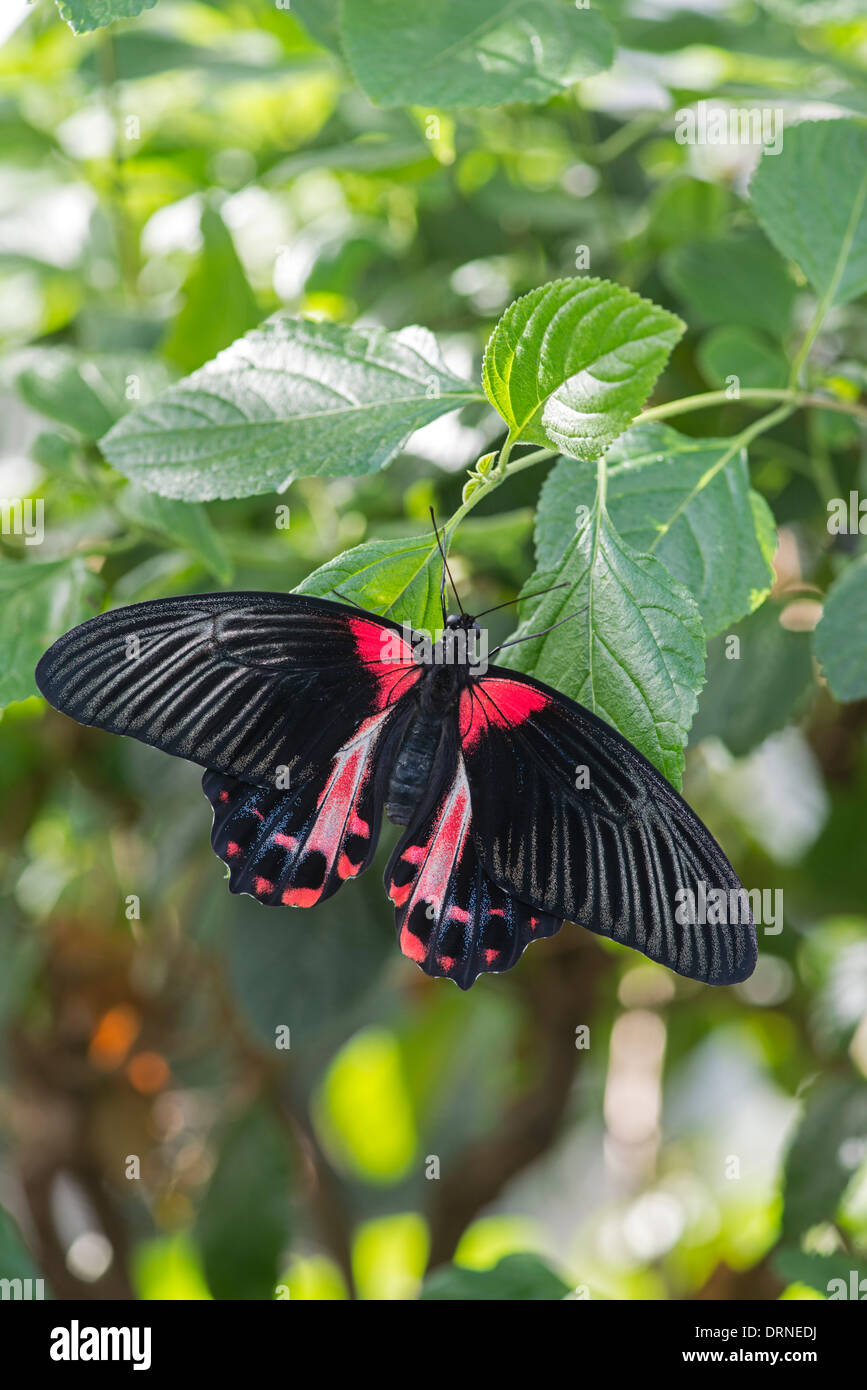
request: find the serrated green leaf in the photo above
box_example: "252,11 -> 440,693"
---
534,424 -> 775,637
162,205 -> 260,375
195,1100 -> 291,1301
0,559 -> 100,710
750,119 -> 867,310
814,556 -> 867,702
691,601 -> 815,757
420,1252 -> 570,1300
297,532 -> 450,634
100,318 -> 482,500
341,0 -> 615,109
782,1077 -> 867,1241
55,0 -> 158,34
483,278 -> 683,462
16,350 -> 174,441
509,501 -> 705,787
116,485 -> 233,585
697,325 -> 788,390
662,230 -> 796,340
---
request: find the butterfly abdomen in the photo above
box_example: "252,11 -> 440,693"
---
385,708 -> 444,825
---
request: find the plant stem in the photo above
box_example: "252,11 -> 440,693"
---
638,387 -> 867,427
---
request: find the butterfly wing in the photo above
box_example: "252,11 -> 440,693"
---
457,668 -> 756,985
35,591 -> 421,788
384,720 -> 561,989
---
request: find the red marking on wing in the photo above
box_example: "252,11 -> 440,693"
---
459,678 -> 549,751
282,886 -> 320,907
349,616 -> 420,711
390,763 -> 472,952
400,923 -> 427,962
272,832 -> 297,850
254,876 -> 274,896
227,841 -> 241,858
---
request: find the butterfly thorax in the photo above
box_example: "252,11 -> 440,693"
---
385,624 -> 479,825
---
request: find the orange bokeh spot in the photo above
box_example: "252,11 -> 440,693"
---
88,1004 -> 141,1070
126,1051 -> 170,1095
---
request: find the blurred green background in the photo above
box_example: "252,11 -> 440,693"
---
0,0 -> 866,1301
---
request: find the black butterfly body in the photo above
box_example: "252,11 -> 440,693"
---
34,590 -> 757,989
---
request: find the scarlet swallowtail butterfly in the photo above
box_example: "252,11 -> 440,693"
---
35,525 -> 756,990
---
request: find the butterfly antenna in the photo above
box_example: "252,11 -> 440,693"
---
429,507 -> 464,622
474,582 -> 571,620
329,587 -> 366,610
488,610 -> 582,658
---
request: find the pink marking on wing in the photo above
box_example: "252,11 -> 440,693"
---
337,852 -> 362,879
439,955 -> 455,971
484,948 -> 499,964
348,812 -> 369,838
218,790 -> 229,803
226,841 -> 241,858
400,924 -> 427,963
401,844 -> 427,866
348,616 -> 420,710
251,808 -> 265,821
459,679 -> 549,751
272,832 -> 297,851
448,906 -> 470,925
398,762 -> 472,928
254,876 -> 274,896
529,916 -> 539,932
282,886 -> 320,907
488,907 -> 506,918
389,879 -> 413,908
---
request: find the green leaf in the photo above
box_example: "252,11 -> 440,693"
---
341,0 -> 615,109
781,1076 -> 867,1241
297,532 -> 451,635
55,0 -> 158,34
750,119 -> 867,310
292,0 -> 341,53
420,1252 -> 570,1300
100,318 -> 482,500
195,1100 -> 291,1301
697,325 -> 789,390
662,231 -> 796,340
691,602 -> 815,757
534,424 -> 775,637
16,350 -> 174,441
162,205 -> 260,375
774,1247 -> 867,1300
116,485 -> 233,585
0,559 -> 100,710
814,556 -> 867,702
509,500 -> 705,787
483,278 -> 683,462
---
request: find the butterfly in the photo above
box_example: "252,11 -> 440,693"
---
34,522 -> 756,991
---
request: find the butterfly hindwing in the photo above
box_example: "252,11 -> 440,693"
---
35,592 -> 421,788
384,724 -> 562,989
204,700 -> 413,907
458,669 -> 757,985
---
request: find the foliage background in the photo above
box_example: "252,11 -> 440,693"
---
0,0 -> 866,1301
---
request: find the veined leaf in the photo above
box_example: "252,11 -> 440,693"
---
662,230 -> 796,340
534,423 -> 776,636
750,119 -> 867,310
814,556 -> 867,702
509,499 -> 705,787
341,0 -> 615,109
297,531 -> 452,635
100,318 -> 482,500
482,278 -> 683,462
56,0 -> 158,34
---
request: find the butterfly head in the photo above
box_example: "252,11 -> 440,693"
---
445,612 -> 481,635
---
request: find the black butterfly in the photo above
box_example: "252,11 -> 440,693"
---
34,527 -> 756,990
